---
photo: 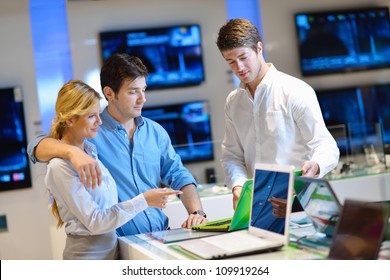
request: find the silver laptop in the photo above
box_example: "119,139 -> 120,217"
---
177,163 -> 295,259
291,176 -> 343,247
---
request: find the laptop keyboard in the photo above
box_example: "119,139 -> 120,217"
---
208,219 -> 232,226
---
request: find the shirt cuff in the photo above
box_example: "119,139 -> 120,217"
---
230,178 -> 248,190
131,193 -> 149,212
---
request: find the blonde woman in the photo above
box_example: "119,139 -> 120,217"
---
45,80 -> 181,259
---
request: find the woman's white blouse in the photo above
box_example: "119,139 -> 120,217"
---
45,140 -> 148,235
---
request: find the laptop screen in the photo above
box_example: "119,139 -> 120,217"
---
294,177 -> 342,237
250,163 -> 294,244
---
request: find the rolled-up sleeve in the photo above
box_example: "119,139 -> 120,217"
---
27,134 -> 49,163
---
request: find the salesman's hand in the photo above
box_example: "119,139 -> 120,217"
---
268,197 -> 287,218
69,146 -> 102,189
181,214 -> 208,229
232,185 -> 243,210
301,161 -> 320,177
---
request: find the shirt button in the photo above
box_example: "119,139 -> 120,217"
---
268,185 -> 271,188
259,202 -> 263,205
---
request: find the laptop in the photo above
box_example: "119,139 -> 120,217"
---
291,176 -> 343,248
191,178 -> 252,232
147,227 -> 223,244
328,199 -> 389,260
177,163 -> 295,259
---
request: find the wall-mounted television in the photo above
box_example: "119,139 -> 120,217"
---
142,101 -> 214,163
99,24 -> 205,90
295,6 -> 390,76
0,87 -> 32,191
316,83 -> 390,155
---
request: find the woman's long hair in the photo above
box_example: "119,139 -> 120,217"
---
49,80 -> 101,228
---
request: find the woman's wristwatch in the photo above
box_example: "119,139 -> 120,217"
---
192,210 -> 207,218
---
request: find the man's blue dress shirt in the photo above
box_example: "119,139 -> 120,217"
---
28,107 -> 197,236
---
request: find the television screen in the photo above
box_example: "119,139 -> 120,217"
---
316,87 -> 364,156
295,6 -> 390,76
142,101 -> 214,163
373,83 -> 390,145
0,87 -> 32,191
99,24 -> 205,90
316,86 -> 365,126
316,83 -> 390,155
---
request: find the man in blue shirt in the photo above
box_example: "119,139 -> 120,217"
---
28,53 -> 208,236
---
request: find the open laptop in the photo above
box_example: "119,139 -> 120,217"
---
191,179 -> 252,232
177,163 -> 295,259
291,176 -> 343,248
328,199 -> 389,260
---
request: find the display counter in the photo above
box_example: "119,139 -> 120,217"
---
121,173 -> 390,260
164,172 -> 390,232
118,230 -> 325,260
329,171 -> 390,203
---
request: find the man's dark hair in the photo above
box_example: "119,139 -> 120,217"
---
216,18 -> 262,53
100,53 -> 148,94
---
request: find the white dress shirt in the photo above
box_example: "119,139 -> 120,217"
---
221,64 -> 340,189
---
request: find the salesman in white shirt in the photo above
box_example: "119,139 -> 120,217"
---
216,18 -> 340,209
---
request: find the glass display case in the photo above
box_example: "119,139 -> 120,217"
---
326,123 -> 388,179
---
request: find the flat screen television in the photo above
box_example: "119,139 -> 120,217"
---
295,6 -> 390,76
99,24 -> 205,90
372,83 -> 390,150
142,101 -> 214,163
0,87 -> 32,191
316,83 -> 390,155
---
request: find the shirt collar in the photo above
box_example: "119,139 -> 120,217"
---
100,106 -> 145,130
260,63 -> 276,88
136,115 -> 145,127
100,107 -> 120,130
237,63 -> 276,92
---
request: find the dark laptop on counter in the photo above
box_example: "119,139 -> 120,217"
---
328,199 -> 388,260
292,177 -> 388,259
